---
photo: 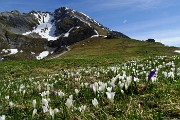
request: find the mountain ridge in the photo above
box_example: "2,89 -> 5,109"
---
0,7 -> 130,60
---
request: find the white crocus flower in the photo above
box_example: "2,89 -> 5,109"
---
122,71 -> 127,79
92,98 -> 98,108
110,78 -> 116,87
40,91 -> 46,97
126,76 -> 132,85
84,83 -> 89,87
47,98 -> 51,102
162,71 -> 168,78
5,96 -> 9,100
98,82 -> 107,92
58,90 -> 65,97
23,90 -> 26,95
38,84 -> 41,91
42,106 -> 49,113
121,89 -> 125,95
75,89 -> 79,95
46,91 -> 50,97
90,82 -> 98,93
107,87 -> 112,92
125,76 -> 132,90
125,82 -> 129,90
32,109 -> 37,118
177,68 -> 180,76
80,83 -> 84,88
69,95 -> 73,99
92,85 -> 97,93
9,101 -> 14,108
32,99 -> 36,108
49,107 -> 55,120
0,115 -> 5,120
65,95 -> 74,109
118,82 -> 124,90
106,91 -> 115,103
151,75 -> 157,83
54,108 -> 59,114
42,98 -> 49,107
79,105 -> 87,114
168,71 -> 174,80
93,82 -> 99,93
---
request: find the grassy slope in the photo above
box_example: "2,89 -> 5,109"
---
1,38 -> 179,79
0,38 -> 180,119
57,37 -> 179,65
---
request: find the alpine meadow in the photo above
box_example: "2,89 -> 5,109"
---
0,5 -> 180,120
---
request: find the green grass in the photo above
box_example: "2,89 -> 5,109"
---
0,37 -> 180,119
1,37 -> 179,79
0,56 -> 180,119
54,37 -> 179,64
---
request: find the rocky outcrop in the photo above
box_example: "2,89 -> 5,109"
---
48,24 -> 96,51
0,10 -> 38,34
107,31 -> 130,39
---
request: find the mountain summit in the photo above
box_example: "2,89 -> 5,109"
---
0,7 -> 129,60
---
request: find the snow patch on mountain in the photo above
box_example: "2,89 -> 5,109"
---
94,30 -> 99,35
63,33 -> 69,38
31,52 -> 35,55
1,49 -> 18,55
175,50 -> 180,53
91,30 -> 99,38
64,7 -> 69,10
91,35 -> 99,38
63,27 -> 74,37
36,51 -> 49,60
80,12 -> 91,20
79,12 -> 102,27
23,12 -> 58,41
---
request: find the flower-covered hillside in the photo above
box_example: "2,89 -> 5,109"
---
0,56 -> 180,119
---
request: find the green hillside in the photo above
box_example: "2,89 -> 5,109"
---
0,38 -> 180,119
50,37 -> 179,66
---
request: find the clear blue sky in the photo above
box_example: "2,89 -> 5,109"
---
0,0 -> 180,47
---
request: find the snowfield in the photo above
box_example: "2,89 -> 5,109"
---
23,12 -> 58,41
36,51 -> 49,60
175,50 -> 180,53
1,49 -> 18,55
63,27 -> 74,37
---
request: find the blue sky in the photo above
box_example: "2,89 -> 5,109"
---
0,0 -> 180,47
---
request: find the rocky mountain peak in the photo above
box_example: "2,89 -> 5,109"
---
0,7 -> 129,60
